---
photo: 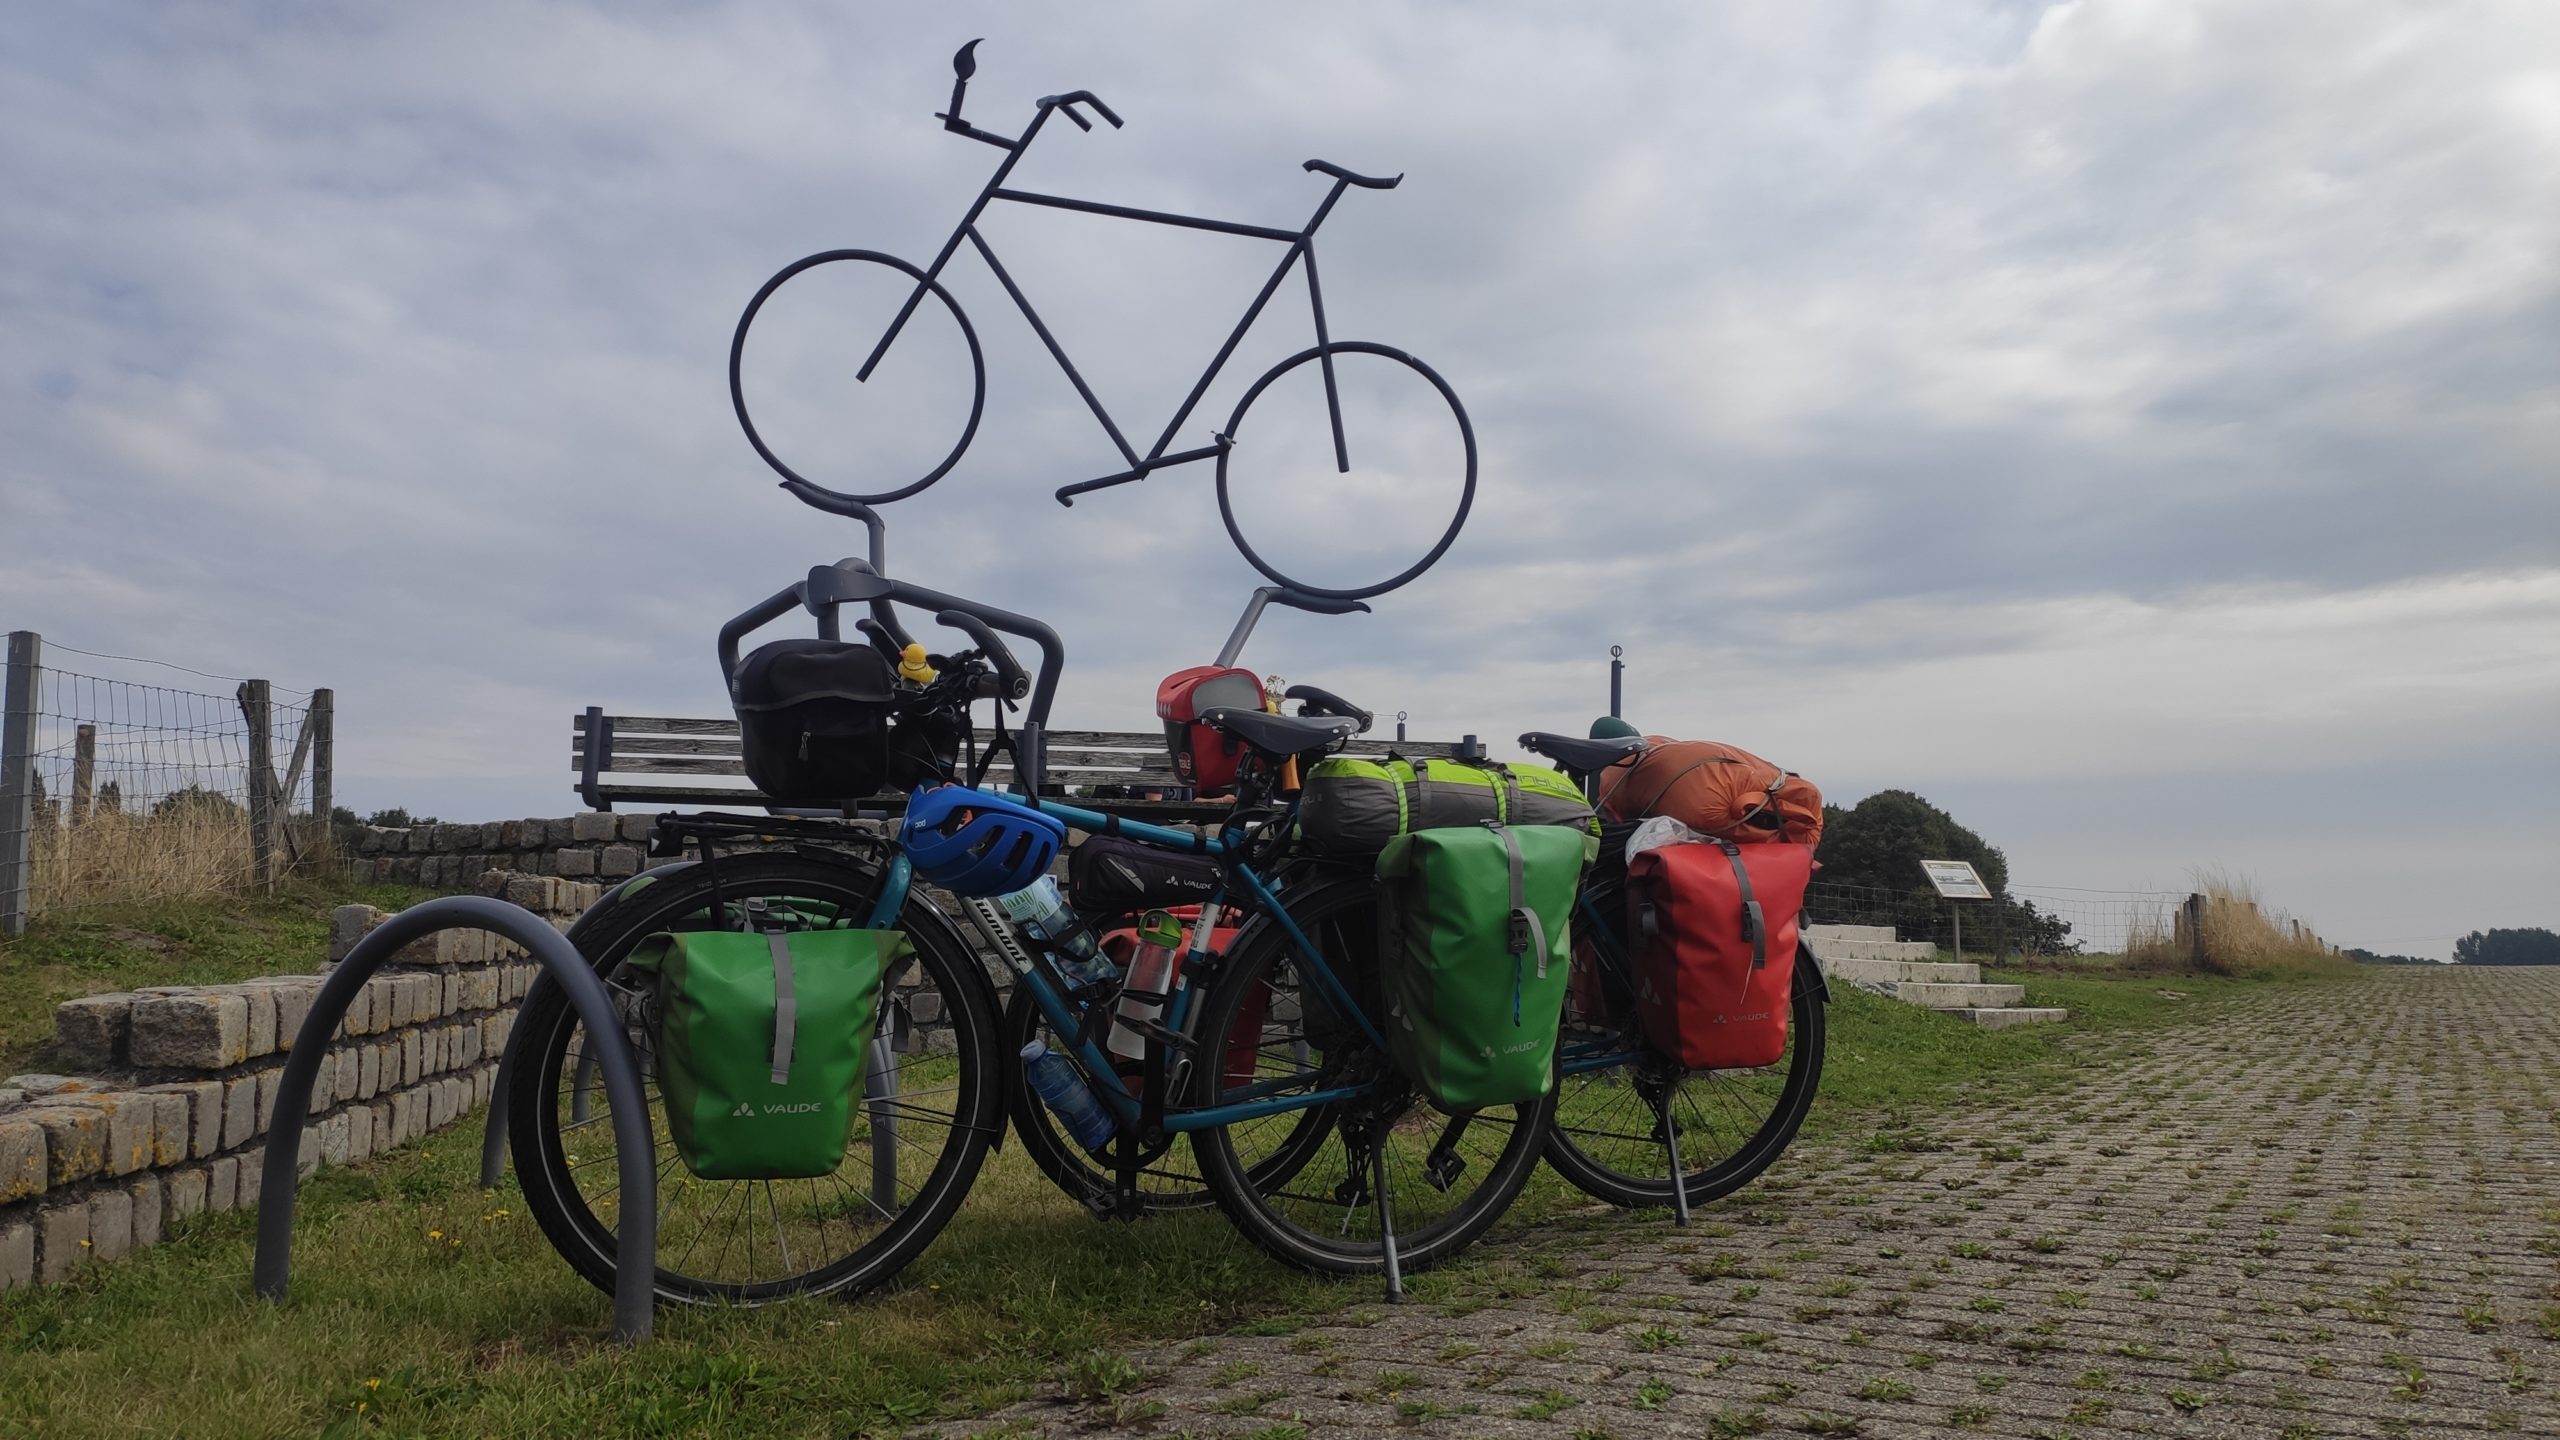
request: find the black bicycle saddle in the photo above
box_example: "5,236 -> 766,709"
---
1518,731 -> 1643,776
1203,707 -> 1360,760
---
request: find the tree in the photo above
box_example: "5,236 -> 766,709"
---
153,786 -> 246,822
1812,790 -> 2075,955
362,807 -> 437,828
2452,927 -> 2560,966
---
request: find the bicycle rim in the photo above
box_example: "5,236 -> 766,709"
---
1190,875 -> 1551,1275
1545,943 -> 1827,1209
1214,341 -> 1476,600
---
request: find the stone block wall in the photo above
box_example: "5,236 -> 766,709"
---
0,873 -> 599,1292
350,813 -> 661,888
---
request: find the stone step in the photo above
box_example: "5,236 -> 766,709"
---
1893,981 -> 2027,1010
1804,923 -> 1899,944
1818,957 -> 1983,988
1803,936 -> 1942,963
1951,1006 -> 2070,1029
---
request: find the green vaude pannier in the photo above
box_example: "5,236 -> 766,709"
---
1300,753 -> 1594,858
1375,821 -> 1594,1110
628,926 -> 907,1180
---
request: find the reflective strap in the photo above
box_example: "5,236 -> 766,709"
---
765,931 -> 797,1085
1715,839 -> 1767,971
1492,822 -> 1550,981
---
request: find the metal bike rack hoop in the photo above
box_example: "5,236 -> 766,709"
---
250,895 -> 657,1343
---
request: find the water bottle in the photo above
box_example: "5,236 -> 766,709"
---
1021,1041 -> 1117,1150
995,875 -> 1116,987
1107,909 -> 1187,1062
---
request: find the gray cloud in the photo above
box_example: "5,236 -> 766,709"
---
4,1 -> 2553,957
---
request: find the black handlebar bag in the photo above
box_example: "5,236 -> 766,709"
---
730,639 -> 901,805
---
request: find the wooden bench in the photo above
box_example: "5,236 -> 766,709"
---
571,708 -> 1468,823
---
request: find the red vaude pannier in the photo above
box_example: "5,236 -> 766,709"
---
1156,666 -> 1266,792
1629,838 -> 1813,1070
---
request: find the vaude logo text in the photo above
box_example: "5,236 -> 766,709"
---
731,1101 -> 822,1118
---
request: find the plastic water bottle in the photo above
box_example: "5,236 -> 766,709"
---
1021,1041 -> 1117,1150
995,875 -> 1115,987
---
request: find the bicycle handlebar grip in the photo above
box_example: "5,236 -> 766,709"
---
933,610 -> 1030,700
1285,684 -> 1373,734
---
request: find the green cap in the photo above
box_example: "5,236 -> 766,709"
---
1589,715 -> 1640,740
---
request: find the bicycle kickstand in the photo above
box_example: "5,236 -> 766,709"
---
1372,1135 -> 1405,1303
1658,1098 -> 1691,1227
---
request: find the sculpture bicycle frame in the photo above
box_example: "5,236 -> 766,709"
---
728,41 -> 1476,601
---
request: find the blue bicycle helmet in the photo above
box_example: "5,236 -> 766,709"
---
899,786 -> 1066,898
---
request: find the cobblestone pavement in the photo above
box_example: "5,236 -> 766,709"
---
954,967 -> 2560,1439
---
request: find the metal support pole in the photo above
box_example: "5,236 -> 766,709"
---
1608,644 -> 1624,719
1952,903 -> 1963,968
1,631 -> 39,938
256,895 -> 658,1342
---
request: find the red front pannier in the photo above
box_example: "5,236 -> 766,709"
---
1628,839 -> 1814,1070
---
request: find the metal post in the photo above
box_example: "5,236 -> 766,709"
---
0,632 -> 37,937
1608,644 -> 1624,719
238,679 -> 275,889
1951,902 -> 1963,968
256,894 -> 657,1342
1395,711 -> 1407,743
71,724 -> 94,829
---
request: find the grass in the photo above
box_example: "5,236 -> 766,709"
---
2116,868 -> 2353,977
0,875 -> 435,1074
0,919 -> 2352,1437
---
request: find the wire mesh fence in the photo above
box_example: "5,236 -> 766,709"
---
1803,878 -> 2188,960
1,632 -> 334,929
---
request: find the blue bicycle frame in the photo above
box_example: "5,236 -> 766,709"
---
869,799 -> 1392,1135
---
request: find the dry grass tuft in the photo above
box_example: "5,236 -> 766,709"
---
28,805 -> 336,915
2124,868 -> 2350,977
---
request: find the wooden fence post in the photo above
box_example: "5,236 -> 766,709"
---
1,631 -> 40,937
310,688 -> 333,851
238,679 -> 275,890
71,724 -> 95,828
2183,891 -> 2209,971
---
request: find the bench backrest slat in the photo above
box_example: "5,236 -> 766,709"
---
572,711 -> 1474,811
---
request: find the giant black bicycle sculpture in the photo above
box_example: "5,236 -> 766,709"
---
730,40 -> 1476,600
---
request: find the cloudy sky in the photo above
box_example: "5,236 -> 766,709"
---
5,2 -> 2553,958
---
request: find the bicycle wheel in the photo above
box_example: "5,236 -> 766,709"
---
1542,873 -> 1827,1209
729,249 -> 986,506
1189,873 -> 1551,1276
509,853 -> 1002,1305
1214,341 -> 1476,600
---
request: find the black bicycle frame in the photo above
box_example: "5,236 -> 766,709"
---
860,97 -> 1373,505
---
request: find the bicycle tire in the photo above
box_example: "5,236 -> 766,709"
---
508,853 -> 1002,1306
1542,922 -> 1828,1211
729,249 -> 986,506
1189,873 -> 1551,1277
1214,340 -> 1476,601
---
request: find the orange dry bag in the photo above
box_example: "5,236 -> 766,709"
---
1594,738 -> 1824,848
